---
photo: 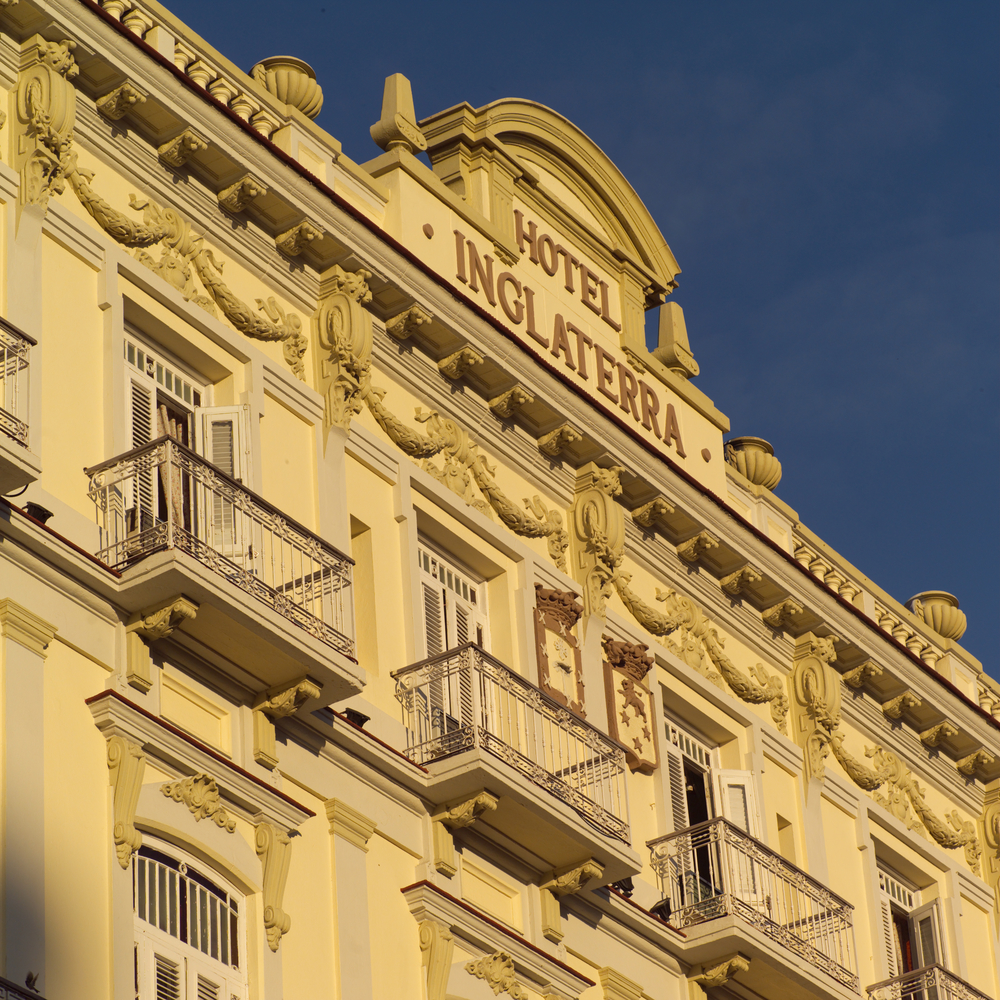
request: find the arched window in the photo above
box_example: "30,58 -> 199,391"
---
134,843 -> 248,1000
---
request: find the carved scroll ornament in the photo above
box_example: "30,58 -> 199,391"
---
107,734 -> 145,869
160,774 -> 236,832
255,822 -> 293,951
465,951 -> 529,999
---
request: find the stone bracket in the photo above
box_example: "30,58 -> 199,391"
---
919,722 -> 958,748
107,734 -> 145,869
763,598 -> 805,630
218,172 -> 267,212
438,346 -> 484,380
676,529 -> 719,565
386,304 -> 432,341
96,80 -> 147,120
252,677 -> 321,769
489,385 -> 533,418
882,691 -> 922,721
430,791 -> 498,877
957,748 -> 996,777
720,563 -> 762,596
538,423 -> 581,458
842,659 -> 882,689
125,596 -> 198,693
630,496 -> 674,528
276,219 -> 323,256
158,127 -> 207,167
255,821 -> 292,951
539,858 -> 603,943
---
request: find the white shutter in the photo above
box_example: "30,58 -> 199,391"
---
910,902 -> 941,969
194,404 -> 252,484
128,379 -> 158,533
664,742 -> 689,832
154,952 -> 183,1000
422,580 -> 446,657
715,770 -> 761,838
880,898 -> 898,978
417,544 -> 489,656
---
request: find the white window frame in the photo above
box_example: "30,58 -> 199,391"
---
662,715 -> 716,832
133,841 -> 248,1000
417,540 -> 490,658
877,863 -> 945,977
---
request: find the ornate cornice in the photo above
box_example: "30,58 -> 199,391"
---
325,797 -> 377,852
0,599 -> 57,656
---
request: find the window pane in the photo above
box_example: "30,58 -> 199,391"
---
158,864 -> 168,931
137,859 -> 146,921
168,870 -> 177,937
199,887 -> 209,953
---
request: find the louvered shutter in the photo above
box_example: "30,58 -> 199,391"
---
664,741 -> 689,832
715,770 -> 761,838
153,951 -> 182,1000
880,898 -> 898,977
194,404 -> 252,484
910,902 -> 941,969
196,976 -> 220,1000
129,379 -> 157,532
422,581 -> 446,657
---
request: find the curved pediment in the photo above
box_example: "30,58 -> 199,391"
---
420,99 -> 680,299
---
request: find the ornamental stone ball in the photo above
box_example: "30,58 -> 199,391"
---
907,591 -> 967,642
725,436 -> 782,491
251,56 -> 323,119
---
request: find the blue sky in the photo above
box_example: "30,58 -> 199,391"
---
165,1 -> 999,676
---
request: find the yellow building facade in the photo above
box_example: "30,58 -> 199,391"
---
0,3 -> 997,1000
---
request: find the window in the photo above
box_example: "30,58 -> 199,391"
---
878,865 -> 942,978
134,844 -> 247,1000
418,542 -> 489,657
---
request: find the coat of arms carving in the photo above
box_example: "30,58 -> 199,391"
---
534,584 -> 585,716
603,638 -> 658,773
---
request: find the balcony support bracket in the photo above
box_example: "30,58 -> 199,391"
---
124,595 -> 198,693
431,790 -> 498,877
539,858 -> 603,943
689,954 -> 751,999
252,677 -> 321,769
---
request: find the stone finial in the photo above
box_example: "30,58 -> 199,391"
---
370,73 -> 427,153
725,436 -> 782,490
651,302 -> 699,379
907,591 -> 967,642
251,56 -> 323,119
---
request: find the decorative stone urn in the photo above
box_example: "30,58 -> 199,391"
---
725,436 -> 782,490
251,56 -> 323,119
907,591 -> 967,641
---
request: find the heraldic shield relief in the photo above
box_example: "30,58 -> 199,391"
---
533,584 -> 586,716
603,639 -> 659,774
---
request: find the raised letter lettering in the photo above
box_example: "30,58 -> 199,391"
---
567,321 -> 593,379
618,362 -> 640,420
557,245 -> 580,293
524,286 -> 547,347
594,344 -> 618,403
579,264 -> 601,316
497,272 -> 524,324
514,210 -> 538,263
663,404 -> 686,457
538,234 -> 558,276
599,280 -> 622,331
550,314 -> 576,370
455,230 -> 468,284
467,240 -> 496,306
639,380 -> 662,438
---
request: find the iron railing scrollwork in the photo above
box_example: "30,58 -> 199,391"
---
867,964 -> 993,1000
0,319 -> 35,448
649,818 -> 859,991
86,437 -> 355,658
392,644 -> 629,841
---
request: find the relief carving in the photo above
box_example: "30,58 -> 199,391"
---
676,529 -> 719,565
539,858 -> 603,943
96,81 -> 147,120
255,822 -> 293,951
957,748 -> 996,777
276,220 -> 323,256
534,586 -> 585,715
569,464 -> 625,618
488,385 -> 533,418
981,787 -> 1000,917
218,173 -> 267,212
538,422 -> 582,458
603,638 -> 657,772
107,734 -> 145,869
720,563 -> 762,596
919,722 -> 958,748
160,774 -> 236,832
882,691 -> 922,721
419,919 -> 454,1000
465,951 -> 529,999
431,791 -> 498,877
790,632 -> 842,781
437,346 -> 483,380
316,265 -> 374,431
253,678 -> 321,768
693,954 -> 751,989
128,596 -> 199,640
842,660 -> 882,689
630,496 -> 674,529
385,304 -> 432,341
762,598 -> 805,630
158,128 -> 207,167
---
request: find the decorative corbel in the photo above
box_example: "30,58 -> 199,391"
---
538,423 -> 582,458
252,677 -> 321,768
919,722 -> 959,749
539,858 -> 603,943
124,596 -> 198,693
762,598 -> 805,630
158,128 -> 207,167
255,822 -> 293,951
597,967 -> 644,1000
692,954 -> 750,990
107,734 -> 145,869
720,563 -> 762,596
842,660 -> 882,689
276,220 -> 323,257
160,774 -> 236,832
958,748 -> 996,777
385,304 -> 432,341
882,691 -> 922,721
676,530 -> 719,564
630,496 -> 674,529
430,790 -> 498,877
419,919 -> 454,1000
218,173 -> 267,213
488,386 -> 533,418
96,81 -> 147,120
437,346 -> 484,380
465,952 -> 528,1000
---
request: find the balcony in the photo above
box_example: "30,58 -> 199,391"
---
86,437 -> 362,703
867,965 -> 993,1000
392,644 -> 640,883
0,318 -> 41,493
650,818 -> 859,998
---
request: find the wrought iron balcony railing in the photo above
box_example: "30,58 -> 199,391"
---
0,319 -> 35,447
867,964 -> 993,1000
85,437 -> 354,658
650,818 -> 859,991
392,644 -> 629,841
